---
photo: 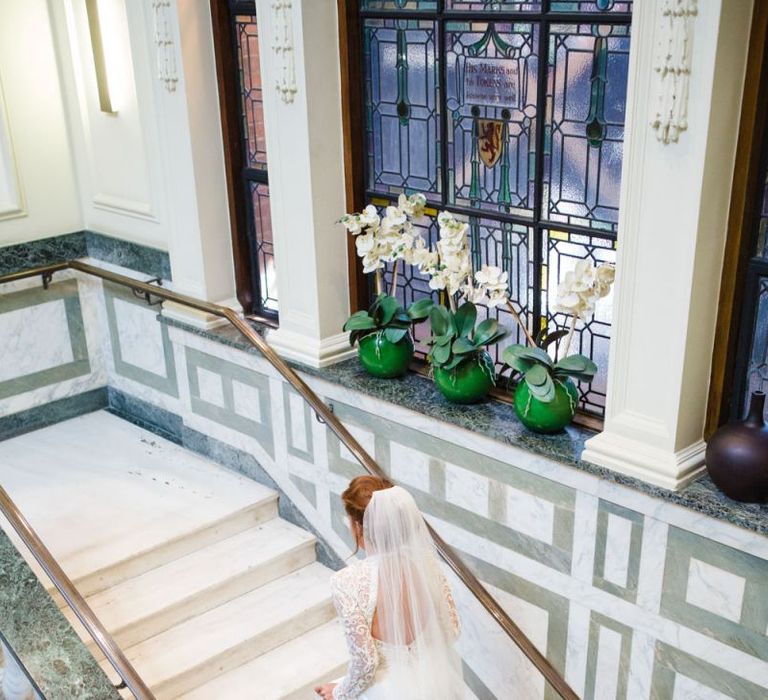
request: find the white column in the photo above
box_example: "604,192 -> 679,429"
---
582,0 -> 754,489
144,0 -> 240,325
1,641 -> 33,700
256,0 -> 354,367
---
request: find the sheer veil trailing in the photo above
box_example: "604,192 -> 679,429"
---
363,486 -> 463,699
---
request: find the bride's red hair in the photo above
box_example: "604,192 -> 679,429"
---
342,475 -> 394,529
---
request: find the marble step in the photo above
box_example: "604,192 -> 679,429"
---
67,518 -> 316,655
114,563 -> 337,700
0,411 -> 278,603
177,619 -> 348,700
53,497 -> 278,608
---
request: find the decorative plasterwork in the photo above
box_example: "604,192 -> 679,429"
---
271,0 -> 297,104
151,0 -> 178,93
650,0 -> 698,144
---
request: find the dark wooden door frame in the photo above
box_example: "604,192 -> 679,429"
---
706,2 -> 768,436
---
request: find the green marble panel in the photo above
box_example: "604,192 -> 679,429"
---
104,282 -> 179,397
283,384 -> 314,462
326,401 -> 576,573
0,280 -> 91,400
661,526 -> 768,661
584,612 -> 632,700
651,642 -> 767,699
592,500 -> 644,603
185,346 -> 274,458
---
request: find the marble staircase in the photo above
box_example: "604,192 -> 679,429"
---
0,412 -> 348,699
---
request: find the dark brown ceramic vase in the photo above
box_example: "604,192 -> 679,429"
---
705,391 -> 768,503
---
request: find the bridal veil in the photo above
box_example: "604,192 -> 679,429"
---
363,485 -> 464,699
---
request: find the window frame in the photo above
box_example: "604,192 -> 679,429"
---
338,0 -> 632,425
210,0 -> 278,324
707,2 -> 768,435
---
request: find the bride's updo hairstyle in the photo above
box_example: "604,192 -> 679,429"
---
342,475 -> 394,551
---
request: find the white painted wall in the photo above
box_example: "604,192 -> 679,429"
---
0,0 -> 81,245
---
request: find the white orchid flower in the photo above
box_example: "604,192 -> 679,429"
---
355,232 -> 376,257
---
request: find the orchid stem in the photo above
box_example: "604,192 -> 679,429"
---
505,300 -> 536,348
563,315 -> 578,357
390,260 -> 400,297
448,293 -> 457,313
375,269 -> 383,296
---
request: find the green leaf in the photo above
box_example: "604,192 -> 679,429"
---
554,354 -> 597,379
375,295 -> 401,326
473,318 -> 499,346
343,314 -> 376,331
454,302 -> 477,338
432,342 -> 451,366
481,327 -> 510,348
407,297 -> 435,321
525,365 -> 556,402
442,354 -> 468,371
384,327 -> 408,344
429,305 -> 452,337
502,344 -> 534,373
452,337 -> 477,355
515,346 -> 554,368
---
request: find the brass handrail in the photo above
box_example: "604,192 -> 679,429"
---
0,260 -> 580,700
0,484 -> 155,700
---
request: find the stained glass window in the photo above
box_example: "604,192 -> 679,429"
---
232,10 -> 276,317
359,1 -> 632,416
744,277 -> 768,420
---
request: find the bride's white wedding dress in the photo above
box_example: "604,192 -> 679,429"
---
328,487 -> 463,700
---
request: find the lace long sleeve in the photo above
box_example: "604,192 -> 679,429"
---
441,573 -> 461,639
331,568 -> 379,699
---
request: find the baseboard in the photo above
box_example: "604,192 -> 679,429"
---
582,432 -> 707,491
0,388 -> 108,442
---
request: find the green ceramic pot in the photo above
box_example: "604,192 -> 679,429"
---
433,351 -> 495,404
357,330 -> 414,378
514,377 -> 579,433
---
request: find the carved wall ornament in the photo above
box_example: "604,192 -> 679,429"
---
152,0 -> 179,93
271,0 -> 298,104
650,0 -> 698,144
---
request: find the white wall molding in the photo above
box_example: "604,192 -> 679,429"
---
650,0 -> 698,144
151,0 -> 178,94
270,0 -> 297,104
266,328 -> 356,369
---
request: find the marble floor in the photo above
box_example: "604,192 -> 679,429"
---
0,411 -> 348,699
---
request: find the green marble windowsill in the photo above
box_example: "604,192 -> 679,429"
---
160,317 -> 768,538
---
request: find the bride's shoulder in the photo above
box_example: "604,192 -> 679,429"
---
330,558 -> 373,592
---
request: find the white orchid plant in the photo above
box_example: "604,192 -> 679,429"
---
502,259 -> 616,404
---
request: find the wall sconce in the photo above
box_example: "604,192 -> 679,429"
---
85,0 -> 117,114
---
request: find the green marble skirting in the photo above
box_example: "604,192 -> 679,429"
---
0,529 -> 120,699
0,231 -> 171,280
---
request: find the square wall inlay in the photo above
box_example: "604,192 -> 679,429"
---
685,558 -> 746,624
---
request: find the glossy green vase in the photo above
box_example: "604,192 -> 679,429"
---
357,330 -> 414,378
433,351 -> 495,404
514,377 -> 579,433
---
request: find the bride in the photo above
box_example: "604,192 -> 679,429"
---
315,476 -> 463,700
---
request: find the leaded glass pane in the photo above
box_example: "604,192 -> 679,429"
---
235,16 -> 267,171
550,1 -> 632,11
757,169 -> 768,259
250,183 -> 278,312
364,19 -> 441,198
544,230 -> 616,413
745,276 -> 768,421
363,0 -> 438,9
543,24 -> 630,234
446,23 -> 539,216
446,1 -> 541,10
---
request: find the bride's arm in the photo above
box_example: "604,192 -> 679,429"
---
330,570 -> 379,700
441,572 -> 461,639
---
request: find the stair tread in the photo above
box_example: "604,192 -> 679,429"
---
123,563 -> 335,688
70,519 -> 316,635
176,619 -> 349,700
0,412 -> 277,586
